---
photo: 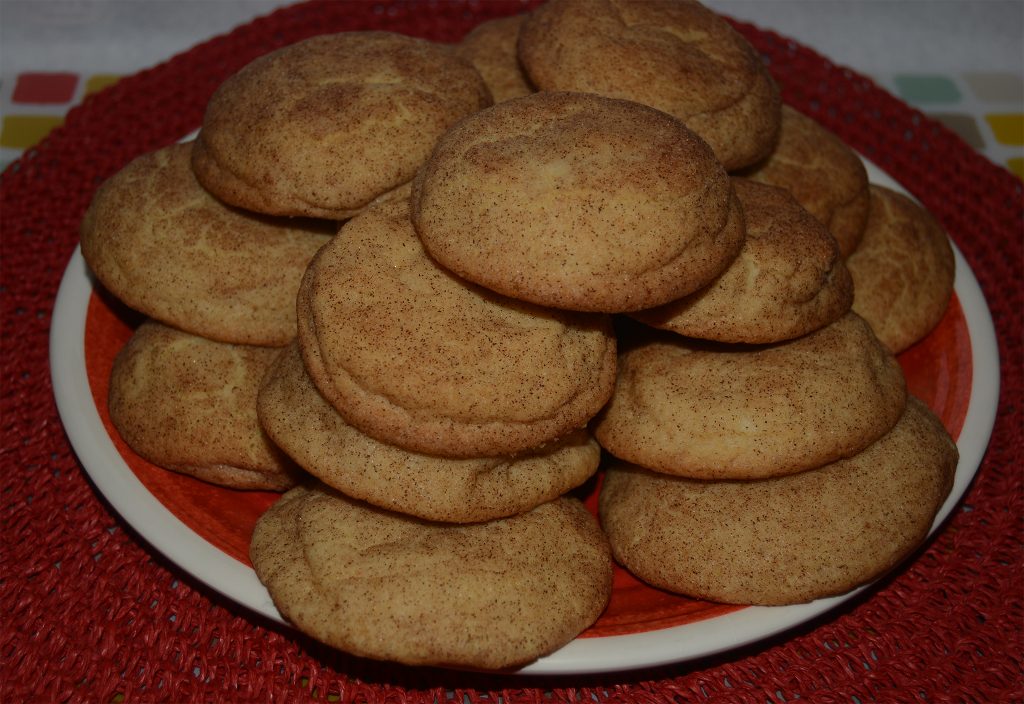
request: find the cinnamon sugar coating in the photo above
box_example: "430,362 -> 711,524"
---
595,312 -> 906,479
518,0 -> 781,170
457,14 -> 534,103
599,397 -> 957,605
847,185 -> 956,353
193,31 -> 491,219
632,178 -> 853,343
297,197 -> 617,458
80,142 -> 331,347
108,321 -> 301,490
742,105 -> 870,256
251,486 -> 612,668
412,91 -> 745,313
258,343 -> 601,523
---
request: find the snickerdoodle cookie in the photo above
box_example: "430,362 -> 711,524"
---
847,185 -> 956,353
193,31 -> 491,219
518,0 -> 781,170
80,142 -> 332,347
250,485 -> 612,669
743,105 -> 870,256
411,91 -> 745,313
594,312 -> 906,479
258,343 -> 601,523
297,197 -> 617,458
457,14 -> 534,103
108,321 -> 300,490
632,178 -> 853,343
599,396 -> 957,605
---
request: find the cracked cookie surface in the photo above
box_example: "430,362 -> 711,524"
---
595,312 -> 906,479
258,343 -> 602,522
80,142 -> 332,346
599,397 -> 956,605
298,197 -> 617,458
412,91 -> 745,313
251,485 -> 612,668
108,321 -> 301,490
742,105 -> 870,256
632,178 -> 853,343
193,31 -> 491,219
847,185 -> 956,353
518,0 -> 780,170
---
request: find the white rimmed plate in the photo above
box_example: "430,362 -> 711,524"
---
50,161 -> 999,675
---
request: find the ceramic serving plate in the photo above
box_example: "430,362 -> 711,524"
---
50,161 -> 999,675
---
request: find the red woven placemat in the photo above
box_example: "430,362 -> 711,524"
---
2,1 -> 1021,701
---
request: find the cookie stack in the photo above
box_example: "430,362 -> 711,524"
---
79,0 -> 960,671
80,141 -> 330,490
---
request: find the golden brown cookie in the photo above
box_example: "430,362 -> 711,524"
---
80,142 -> 332,347
250,485 -> 612,669
297,197 -> 617,458
258,343 -> 601,523
108,321 -> 301,490
457,14 -> 534,103
599,396 -> 957,605
847,185 -> 956,353
632,178 -> 853,343
742,105 -> 870,256
594,312 -> 906,479
411,91 -> 745,313
518,0 -> 781,170
193,32 -> 491,219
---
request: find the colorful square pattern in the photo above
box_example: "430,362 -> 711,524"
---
1,70 -> 1022,178
1,72 -> 122,171
12,72 -> 79,104
881,71 -> 1024,178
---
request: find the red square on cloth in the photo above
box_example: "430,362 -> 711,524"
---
12,73 -> 79,104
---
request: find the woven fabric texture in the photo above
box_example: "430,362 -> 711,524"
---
1,1 -> 1021,701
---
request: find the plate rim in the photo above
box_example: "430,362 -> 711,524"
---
49,162 -> 1001,676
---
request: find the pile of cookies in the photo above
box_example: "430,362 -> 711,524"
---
79,0 -> 959,671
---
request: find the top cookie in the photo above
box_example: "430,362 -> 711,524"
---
457,14 -> 534,103
297,196 -> 617,458
742,105 -> 870,256
847,185 -> 956,353
411,91 -> 745,313
632,178 -> 853,343
518,0 -> 781,170
193,31 -> 492,219
80,142 -> 332,347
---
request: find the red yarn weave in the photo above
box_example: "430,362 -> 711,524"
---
2,1 -> 1021,701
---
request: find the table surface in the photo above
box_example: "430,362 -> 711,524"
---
1,1 -> 1021,702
